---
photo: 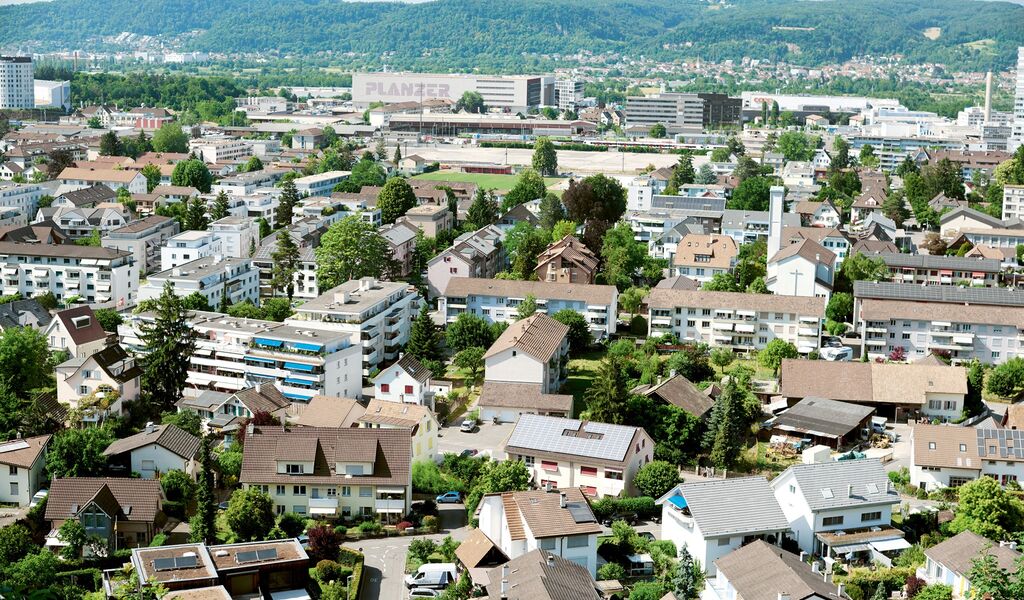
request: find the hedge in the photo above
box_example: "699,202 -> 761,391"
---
837,567 -> 915,600
347,554 -> 364,600
479,141 -> 608,152
56,567 -> 102,591
590,496 -> 658,520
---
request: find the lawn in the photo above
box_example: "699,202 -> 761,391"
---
563,350 -> 606,418
412,170 -> 564,191
737,441 -> 802,477
712,356 -> 777,382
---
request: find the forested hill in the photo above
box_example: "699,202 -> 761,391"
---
1,0 -> 1023,71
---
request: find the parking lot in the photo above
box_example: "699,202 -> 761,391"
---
437,420 -> 514,460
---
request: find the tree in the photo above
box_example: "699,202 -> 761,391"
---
830,137 -> 851,171
620,286 -> 647,319
94,308 -> 124,333
141,163 -> 162,193
922,158 -> 966,201
406,303 -> 443,364
551,220 -> 577,242
516,294 -> 537,320
759,339 -> 798,375
46,427 -> 113,478
162,410 -> 202,437
859,144 -> 879,168
277,512 -> 306,538
275,179 -> 300,228
508,224 -> 549,279
947,476 -> 1024,541
672,546 -> 705,600
445,313 -> 496,353
377,177 -> 417,224
242,156 -> 264,173
465,459 -> 530,515
826,292 -> 853,324
393,145 -> 402,164
183,194 -> 208,231
585,357 -> 627,424
705,378 -> 751,469
666,343 -> 714,383
696,163 -> 717,185
920,232 -> 948,256
316,215 -> 397,289
161,469 -> 195,503
140,282 -> 198,412
211,190 -> 230,221
151,123 -> 189,153
881,191 -> 911,227
563,174 -> 627,253
454,91 -> 485,114
629,582 -> 667,600
836,252 -> 889,293
702,272 -> 738,292
552,309 -> 592,354
503,169 -> 547,212
453,347 -> 485,385
58,519 -> 88,560
728,176 -> 775,211
710,147 -> 732,163
99,131 -> 122,156
257,217 -> 272,239
965,359 -> 986,417
171,159 -> 213,193
0,326 -> 51,398
307,522 -> 342,563
966,552 -> 1024,600
375,138 -> 387,160
776,131 -> 817,161
538,192 -> 566,231
270,231 -> 300,301
532,137 -> 558,177
649,123 -> 667,138
225,487 -> 276,541
0,523 -> 33,564
667,154 -> 696,193
986,357 -> 1024,398
710,347 -> 734,371
465,188 -> 499,229
633,460 -> 679,498
870,582 -> 887,600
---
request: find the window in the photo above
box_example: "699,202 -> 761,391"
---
404,385 -> 414,394
541,460 -> 558,472
286,464 -> 303,474
538,538 -> 557,551
566,535 -> 589,548
359,486 -> 372,497
276,485 -> 285,495
928,442 -> 936,450
580,466 -> 597,476
717,537 -> 731,547
293,485 -> 306,496
293,505 -> 307,515
861,512 -> 882,522
959,444 -> 967,452
10,482 -> 17,496
327,488 -> 337,497
789,485 -> 796,494
79,385 -> 89,395
522,456 -> 535,468
275,505 -> 285,515
345,465 -> 364,475
605,469 -> 623,480
823,516 -> 844,526
380,383 -> 390,393
342,486 -> 351,497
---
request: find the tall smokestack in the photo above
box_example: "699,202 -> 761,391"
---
768,186 -> 785,260
984,71 -> 993,125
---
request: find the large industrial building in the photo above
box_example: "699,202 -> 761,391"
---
352,72 -> 554,111
0,56 -> 34,110
34,80 -> 70,111
625,92 -> 742,132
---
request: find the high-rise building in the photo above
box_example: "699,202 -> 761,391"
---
1012,47 -> 1024,152
351,72 -> 554,111
554,79 -> 584,111
0,56 -> 34,110
625,93 -> 704,131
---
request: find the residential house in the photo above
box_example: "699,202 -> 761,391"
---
440,278 -> 618,341
780,227 -> 852,266
779,359 -> 967,421
102,215 -> 179,275
477,488 -> 602,576
497,203 -> 540,231
138,256 -> 260,308
919,531 -> 1021,599
630,374 -> 716,421
794,200 -> 841,228
770,397 -> 874,450
929,192 -> 966,213
658,477 -> 791,575
286,278 -> 422,375
103,423 -> 201,479
910,424 -> 1024,490
851,192 -> 885,223
534,235 -> 599,284
770,459 -> 905,557
397,155 -> 429,175
704,540 -> 851,600
45,306 -> 109,357
502,414 -> 654,498
357,399 -> 439,464
477,382 -> 575,424
672,234 -> 737,283
44,477 -> 165,551
484,313 -> 569,395
55,345 -> 141,423
291,128 -> 324,150
52,184 -> 118,209
151,186 -> 201,203
0,435 -> 50,506
372,354 -> 433,406
292,395 -> 365,429
481,550 -> 601,600
0,298 -> 51,332
252,217 -> 327,299
654,275 -> 700,291
58,167 -> 147,194
380,221 -> 419,278
176,385 -> 290,438
720,209 -> 801,245
397,204 -> 455,238
39,204 -> 130,240
766,239 -> 835,298
426,224 -> 506,298
939,206 -> 1007,239
239,426 -> 411,521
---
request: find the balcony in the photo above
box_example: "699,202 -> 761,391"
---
798,327 -> 819,337
865,338 -> 886,347
308,496 -> 339,516
375,499 -> 405,513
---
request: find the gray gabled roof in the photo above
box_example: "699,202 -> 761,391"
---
939,206 -> 1006,229
658,477 -> 790,538
773,397 -> 874,438
774,459 -> 898,512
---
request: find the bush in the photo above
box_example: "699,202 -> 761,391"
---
278,512 -> 306,538
316,560 -> 347,584
348,559 -> 364,600
615,496 -> 658,518
162,499 -> 186,520
396,521 -> 413,532
597,562 -> 626,581
337,546 -> 364,567
838,567 -> 916,600
914,585 -> 952,600
334,526 -> 348,537
149,533 -> 168,547
906,575 -> 926,599
633,461 -> 680,499
308,523 -> 342,563
356,521 -> 382,535
422,515 -> 439,532
630,315 -> 648,336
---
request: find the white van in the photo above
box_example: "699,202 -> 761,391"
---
404,563 -> 458,589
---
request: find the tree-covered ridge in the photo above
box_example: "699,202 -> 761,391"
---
1,0 -> 1023,70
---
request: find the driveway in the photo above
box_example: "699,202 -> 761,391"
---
438,421 -> 514,459
884,422 -> 913,473
348,504 -> 468,600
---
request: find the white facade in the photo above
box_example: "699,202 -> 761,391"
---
373,363 -> 429,405
0,244 -> 138,309
55,349 -> 141,422
293,171 -> 350,197
505,434 -> 652,499
210,217 -> 260,259
139,256 -> 260,308
120,441 -> 197,479
352,72 -> 554,110
1003,185 -> 1024,222
0,182 -> 44,215
1011,47 -> 1024,152
0,437 -> 48,507
767,253 -> 834,299
0,56 -> 34,109
555,79 -> 584,111
34,79 -> 70,110
161,230 -> 223,271
188,138 -> 251,164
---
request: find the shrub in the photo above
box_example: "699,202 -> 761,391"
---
396,521 -> 413,532
307,523 -> 342,563
333,526 -> 348,537
422,515 -> 439,532
915,585 -> 952,600
597,562 -> 626,581
615,496 -> 657,518
347,559 -> 364,600
149,533 -> 168,547
838,567 -> 916,600
316,560 -> 346,584
357,521 -> 382,535
277,512 -> 306,538
162,499 -> 186,520
337,546 -> 364,567
905,575 -> 926,599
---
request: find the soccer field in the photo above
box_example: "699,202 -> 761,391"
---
411,170 -> 564,190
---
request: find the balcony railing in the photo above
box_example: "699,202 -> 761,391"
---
375,499 -> 405,513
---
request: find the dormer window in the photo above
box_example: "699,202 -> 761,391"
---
345,465 -> 364,476
286,464 -> 303,474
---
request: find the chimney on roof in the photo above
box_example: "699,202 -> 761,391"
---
559,492 -> 566,509
144,421 -> 155,433
778,594 -> 790,600
255,382 -> 261,394
847,484 -> 853,498
547,553 -> 555,567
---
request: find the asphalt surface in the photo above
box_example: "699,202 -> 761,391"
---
437,421 -> 514,460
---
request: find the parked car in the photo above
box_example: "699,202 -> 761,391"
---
436,491 -> 462,504
602,511 -> 639,526
459,449 -> 478,458
28,489 -> 47,509
459,418 -> 477,433
405,563 -> 458,590
639,531 -> 656,543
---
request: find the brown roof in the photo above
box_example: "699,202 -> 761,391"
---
794,199 -> 838,215
646,288 -> 826,316
965,243 -> 1005,260
443,278 -> 618,307
133,544 -> 218,584
912,424 -> 983,470
0,434 -> 51,468
484,313 -> 569,363
780,360 -> 967,406
852,192 -> 885,209
1003,403 -> 1024,430
164,586 -> 232,600
239,426 -> 410,486
293,395 -> 364,428
851,239 -> 899,255
358,399 -> 435,430
925,530 -> 1021,577
536,235 -> 599,273
715,540 -> 847,600
454,528 -> 509,569
632,375 -> 715,419
781,226 -> 850,246
477,382 -> 573,412
109,215 -> 174,235
55,306 -> 108,345
59,167 -> 141,184
482,550 -> 599,600
0,241 -> 129,260
152,185 -> 199,196
234,384 -> 290,415
769,238 -> 836,266
493,488 -> 602,540
208,539 -> 308,571
394,354 -> 431,384
859,298 -> 1024,330
672,234 -> 737,269
45,477 -> 164,523
103,424 -> 200,460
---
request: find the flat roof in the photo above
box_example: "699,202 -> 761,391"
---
854,280 -> 1024,307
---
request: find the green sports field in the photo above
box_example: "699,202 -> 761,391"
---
411,170 -> 564,190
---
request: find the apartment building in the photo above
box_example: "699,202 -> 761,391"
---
440,278 -> 618,341
42,205 -> 130,240
911,424 -> 1024,491
102,215 -> 179,275
0,242 -> 138,308
212,170 -> 285,196
867,253 -> 1002,287
502,414 -> 654,498
0,435 -> 50,506
0,182 -> 44,216
426,224 -> 505,298
286,278 -> 422,375
58,167 -> 148,194
139,256 -> 260,308
188,138 -> 252,164
485,313 -> 569,395
672,234 -> 738,283
293,171 -> 350,197
160,230 -> 222,271
120,310 -> 363,402
1002,185 -> 1024,221
625,93 -> 704,131
939,206 -> 1006,239
720,209 -> 801,245
209,216 -> 261,259
177,385 -> 290,437
239,426 -> 410,520
357,399 -> 439,464
253,234 -> 319,300
397,204 -> 455,238
380,221 -> 418,278
0,56 -> 34,109
959,227 -> 1024,249
646,288 -> 825,355
853,281 -> 1024,364
55,345 -> 142,423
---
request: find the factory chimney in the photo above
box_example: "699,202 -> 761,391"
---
984,71 -> 993,125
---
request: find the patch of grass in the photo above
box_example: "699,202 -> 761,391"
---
412,170 -> 564,190
712,357 -> 775,382
562,350 -> 606,418
736,441 -> 801,476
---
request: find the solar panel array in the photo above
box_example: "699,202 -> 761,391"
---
152,555 -> 198,572
977,429 -> 1024,460
505,414 -> 636,461
854,281 -> 1024,307
566,501 -> 596,524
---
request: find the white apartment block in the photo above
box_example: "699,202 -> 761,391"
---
1003,185 -> 1024,222
210,216 -> 261,259
0,182 -> 44,216
161,230 -> 223,271
119,310 -> 363,402
293,171 -> 350,197
188,138 -> 252,164
286,278 -> 422,375
554,79 -> 584,111
58,168 -> 148,195
647,288 -> 825,355
854,281 -> 1024,364
138,256 -> 260,308
102,215 -> 180,275
1011,47 -> 1024,152
439,277 -> 618,341
0,243 -> 138,308
0,56 -> 34,110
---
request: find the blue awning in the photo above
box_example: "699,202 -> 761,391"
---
246,356 -> 276,364
668,495 -> 687,509
292,342 -> 323,352
283,392 -> 314,401
254,338 -> 282,347
284,377 -> 316,387
283,362 -> 315,372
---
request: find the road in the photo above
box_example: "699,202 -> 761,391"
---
349,504 -> 468,600
437,420 -> 514,459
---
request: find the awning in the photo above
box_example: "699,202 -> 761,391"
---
735,324 -> 756,333
831,542 -> 872,554
283,391 -> 314,401
292,342 -> 323,352
195,348 -> 213,356
216,380 -> 246,391
284,362 -> 315,372
931,321 -> 952,327
954,336 -> 974,345
667,495 -> 687,509
939,270 -> 953,275
377,487 -> 407,494
217,351 -> 246,359
736,310 -> 756,317
870,538 -> 911,553
254,337 -> 282,347
712,323 -> 733,331
284,377 -> 316,386
309,507 -> 336,515
972,272 -> 986,278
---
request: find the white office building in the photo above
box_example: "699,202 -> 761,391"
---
188,138 -> 251,164
625,93 -> 704,130
352,72 -> 554,110
554,79 -> 584,111
34,80 -> 70,111
0,56 -> 34,110
1003,185 -> 1024,222
138,256 -> 260,308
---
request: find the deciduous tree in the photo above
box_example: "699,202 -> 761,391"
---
152,123 -> 189,153
532,137 -> 558,176
315,215 -> 397,288
226,487 -> 275,541
377,177 -> 417,224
